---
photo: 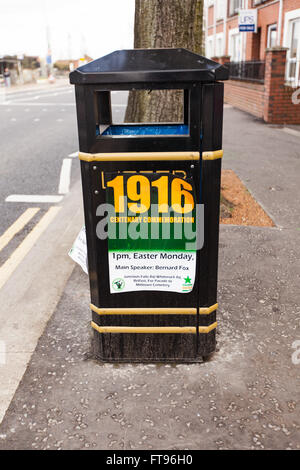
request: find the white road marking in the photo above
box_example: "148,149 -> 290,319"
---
0,208 -> 40,253
7,89 -> 73,104
33,118 -> 40,122
58,159 -> 72,194
0,89 -> 6,104
6,195 -> 63,203
6,86 -> 71,99
0,207 -> 61,291
10,118 -> 16,121
68,151 -> 78,157
56,118 -> 64,122
282,127 -> 300,138
0,102 -> 75,107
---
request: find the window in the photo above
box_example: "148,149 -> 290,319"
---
216,33 -> 224,57
216,0 -> 225,21
229,0 -> 242,16
206,36 -> 214,58
286,18 -> 300,86
267,24 -> 277,49
229,29 -> 242,61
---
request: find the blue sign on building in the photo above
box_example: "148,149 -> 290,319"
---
239,9 -> 257,34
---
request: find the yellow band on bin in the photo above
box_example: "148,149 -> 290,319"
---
202,150 -> 223,160
90,303 -> 218,316
79,151 -> 200,162
91,321 -> 217,334
78,150 -> 223,162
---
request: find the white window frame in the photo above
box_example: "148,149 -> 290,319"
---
216,32 -> 224,57
283,9 -> 300,86
206,36 -> 214,59
229,0 -> 242,16
228,28 -> 242,62
267,24 -> 277,49
215,0 -> 225,21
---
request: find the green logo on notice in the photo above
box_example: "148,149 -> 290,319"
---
182,276 -> 192,292
112,278 -> 125,291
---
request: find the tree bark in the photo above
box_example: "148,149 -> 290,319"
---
124,0 -> 204,123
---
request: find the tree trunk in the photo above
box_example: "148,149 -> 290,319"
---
124,0 -> 204,123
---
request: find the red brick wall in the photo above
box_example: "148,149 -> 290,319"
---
216,23 -> 224,33
284,0 -> 300,13
220,48 -> 300,124
263,47 -> 300,124
224,80 -> 265,118
257,2 -> 279,60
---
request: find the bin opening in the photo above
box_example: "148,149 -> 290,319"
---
94,88 -> 189,138
96,124 -> 189,137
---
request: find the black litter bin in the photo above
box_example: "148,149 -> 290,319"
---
70,48 -> 228,362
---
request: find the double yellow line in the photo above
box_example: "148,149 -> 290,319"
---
0,207 -> 61,291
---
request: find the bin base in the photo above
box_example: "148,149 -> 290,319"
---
92,330 -> 216,363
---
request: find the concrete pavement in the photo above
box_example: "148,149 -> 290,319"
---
0,82 -> 127,430
0,106 -> 299,450
0,182 -> 83,424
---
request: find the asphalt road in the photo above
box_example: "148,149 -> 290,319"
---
0,79 -> 128,424
0,80 -> 127,262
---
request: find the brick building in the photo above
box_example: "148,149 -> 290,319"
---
204,0 -> 300,124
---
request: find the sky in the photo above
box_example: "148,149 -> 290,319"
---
0,0 -> 135,61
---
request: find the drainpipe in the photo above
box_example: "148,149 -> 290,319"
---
241,0 -> 247,62
213,0 -> 216,57
224,0 -> 228,56
277,0 -> 283,46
